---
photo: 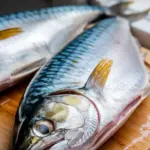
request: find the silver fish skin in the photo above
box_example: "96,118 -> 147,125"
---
131,13 -> 150,49
123,0 -> 150,14
0,6 -> 104,92
125,1 -> 150,48
14,17 -> 150,150
92,0 -> 133,7
121,0 -> 150,22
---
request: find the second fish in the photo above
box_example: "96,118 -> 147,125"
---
0,6 -> 103,92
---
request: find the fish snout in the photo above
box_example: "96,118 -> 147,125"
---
16,93 -> 101,150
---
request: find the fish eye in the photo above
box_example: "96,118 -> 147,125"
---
32,120 -> 54,137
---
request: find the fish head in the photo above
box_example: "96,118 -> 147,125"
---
16,93 -> 100,150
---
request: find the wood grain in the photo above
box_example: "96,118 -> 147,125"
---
0,81 -> 28,150
141,48 -> 150,66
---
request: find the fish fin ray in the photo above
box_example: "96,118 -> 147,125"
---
0,27 -> 22,40
85,58 -> 113,91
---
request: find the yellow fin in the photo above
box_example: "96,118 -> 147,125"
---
86,58 -> 113,89
0,27 -> 22,40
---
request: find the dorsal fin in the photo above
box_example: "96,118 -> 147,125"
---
0,27 -> 22,40
85,58 -> 113,91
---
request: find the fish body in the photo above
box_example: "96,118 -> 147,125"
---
120,0 -> 150,22
0,6 -> 103,92
131,14 -> 150,49
123,0 -> 150,14
120,0 -> 150,48
99,0 -> 150,48
14,17 -> 150,150
131,13 -> 150,49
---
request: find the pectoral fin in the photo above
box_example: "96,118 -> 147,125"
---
85,58 -> 113,91
0,27 -> 22,40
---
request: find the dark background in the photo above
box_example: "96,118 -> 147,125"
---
0,0 -> 89,15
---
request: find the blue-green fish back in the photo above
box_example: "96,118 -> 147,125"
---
0,6 -> 102,29
19,17 -> 120,119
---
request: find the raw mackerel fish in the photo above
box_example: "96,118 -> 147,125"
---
13,17 -> 150,150
0,6 -> 103,92
131,12 -> 150,49
119,0 -> 150,48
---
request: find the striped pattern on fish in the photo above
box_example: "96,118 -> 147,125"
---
0,6 -> 102,29
14,17 -> 150,150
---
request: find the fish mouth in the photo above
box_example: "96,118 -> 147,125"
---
29,91 -> 100,150
30,135 -> 64,150
42,138 -> 64,150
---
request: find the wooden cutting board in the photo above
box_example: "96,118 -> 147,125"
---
0,49 -> 150,150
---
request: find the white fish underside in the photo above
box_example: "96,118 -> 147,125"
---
83,18 -> 149,149
79,18 -> 148,131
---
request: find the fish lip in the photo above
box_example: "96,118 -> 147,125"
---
30,137 -> 64,150
42,138 -> 64,150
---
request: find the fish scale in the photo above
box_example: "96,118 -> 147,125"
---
20,17 -> 119,119
15,16 -> 150,150
0,6 -> 101,29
